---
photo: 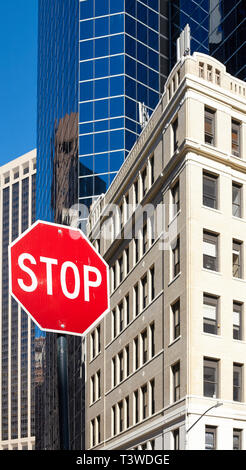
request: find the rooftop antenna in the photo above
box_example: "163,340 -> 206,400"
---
138,102 -> 150,130
176,24 -> 191,61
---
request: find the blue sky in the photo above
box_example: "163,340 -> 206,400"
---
0,0 -> 38,166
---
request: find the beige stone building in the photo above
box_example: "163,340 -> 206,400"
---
85,52 -> 246,450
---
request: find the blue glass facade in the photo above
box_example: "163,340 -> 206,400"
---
78,0 -> 169,226
170,0 -> 246,80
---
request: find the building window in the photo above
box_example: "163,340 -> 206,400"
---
143,224 -> 148,255
134,336 -> 139,370
207,64 -> 213,81
91,419 -> 95,447
134,283 -> 139,316
141,275 -> 148,310
215,69 -> 220,85
203,231 -> 218,271
172,117 -> 178,152
112,357 -> 116,387
204,107 -> 215,146
125,247 -> 129,274
91,331 -> 95,360
112,406 -> 116,436
233,302 -> 242,340
119,351 -> 124,382
204,358 -> 218,398
97,415 -> 101,444
233,429 -> 242,450
232,119 -> 240,157
150,155 -> 154,185
171,180 -> 180,217
118,401 -> 124,432
203,172 -> 218,209
126,396 -> 130,429
150,379 -> 155,415
112,309 -> 117,339
142,167 -> 147,197
232,183 -> 242,217
125,295 -> 130,325
233,363 -> 243,402
141,384 -> 148,420
173,429 -> 180,450
172,362 -> 180,402
135,237 -> 139,264
232,240 -> 242,278
125,345 -> 130,377
172,299 -> 180,340
203,294 -> 218,335
205,426 -> 216,450
150,322 -> 155,358
134,390 -> 139,424
119,256 -> 123,283
134,179 -> 139,206
141,329 -> 148,365
119,302 -> 124,332
172,237 -> 180,278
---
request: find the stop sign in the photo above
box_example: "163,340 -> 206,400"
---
9,221 -> 109,336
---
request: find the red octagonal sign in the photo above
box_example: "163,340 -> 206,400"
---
9,221 -> 110,336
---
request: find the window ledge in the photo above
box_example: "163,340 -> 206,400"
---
168,272 -> 181,287
232,276 -> 245,283
202,205 -> 222,215
202,268 -> 221,276
168,209 -> 181,227
168,335 -> 181,347
202,332 -> 222,339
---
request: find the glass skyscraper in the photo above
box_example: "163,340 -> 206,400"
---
78,0 -> 169,228
170,0 -> 246,80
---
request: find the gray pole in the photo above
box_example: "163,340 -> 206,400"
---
57,334 -> 70,450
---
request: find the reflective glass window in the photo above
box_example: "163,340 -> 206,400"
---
125,97 -> 137,121
80,60 -> 93,80
137,42 -> 147,63
110,34 -> 124,55
95,173 -> 108,194
79,134 -> 93,155
137,22 -> 147,43
80,0 -> 93,20
125,130 -> 137,151
125,56 -> 136,78
149,69 -> 159,91
110,14 -> 124,34
137,63 -> 147,84
95,99 -> 109,120
95,58 -> 109,78
94,132 -> 109,153
80,81 -> 93,101
79,156 -> 94,176
94,120 -> 108,132
110,129 -> 124,150
79,122 -> 94,134
95,0 -> 109,17
125,15 -> 136,36
125,0 -> 136,16
110,75 -> 124,96
148,9 -> 158,31
110,96 -> 124,118
110,0 -> 124,14
148,49 -> 159,70
95,37 -> 109,57
109,117 -> 124,130
95,16 -> 109,37
94,154 -> 109,174
80,20 -> 93,40
79,176 -> 94,197
95,78 -> 109,99
126,35 -> 136,58
79,101 -> 93,121
109,151 -> 124,172
110,55 -> 124,76
148,29 -> 158,51
80,40 -> 93,60
125,76 -> 136,100
137,3 -> 147,23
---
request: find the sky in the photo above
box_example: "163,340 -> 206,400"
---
0,0 -> 38,166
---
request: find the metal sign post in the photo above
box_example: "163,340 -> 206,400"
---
57,334 -> 70,450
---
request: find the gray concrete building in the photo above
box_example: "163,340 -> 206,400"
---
85,52 -> 246,450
